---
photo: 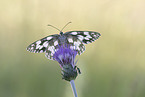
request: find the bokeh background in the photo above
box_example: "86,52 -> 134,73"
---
1,0 -> 145,97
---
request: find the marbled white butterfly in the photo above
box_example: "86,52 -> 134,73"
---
27,22 -> 101,60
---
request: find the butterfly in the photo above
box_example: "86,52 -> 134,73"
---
26,23 -> 101,60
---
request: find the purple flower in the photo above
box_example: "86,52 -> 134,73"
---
53,45 -> 81,81
53,45 -> 77,67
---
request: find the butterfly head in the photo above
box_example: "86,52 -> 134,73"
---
60,32 -> 63,35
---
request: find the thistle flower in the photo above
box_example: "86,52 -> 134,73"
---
53,45 -> 81,81
53,45 -> 80,97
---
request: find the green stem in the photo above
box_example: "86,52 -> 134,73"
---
70,80 -> 78,97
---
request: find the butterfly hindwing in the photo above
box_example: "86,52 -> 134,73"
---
65,31 -> 101,44
64,34 -> 85,55
45,37 -> 60,60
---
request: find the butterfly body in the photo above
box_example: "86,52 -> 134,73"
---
58,33 -> 68,45
27,31 -> 101,60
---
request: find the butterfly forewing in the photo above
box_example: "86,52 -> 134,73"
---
26,34 -> 59,53
65,31 -> 101,44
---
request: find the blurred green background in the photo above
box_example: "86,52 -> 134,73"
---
1,0 -> 145,97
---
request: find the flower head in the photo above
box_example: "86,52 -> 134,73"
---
53,45 -> 80,81
53,45 -> 77,67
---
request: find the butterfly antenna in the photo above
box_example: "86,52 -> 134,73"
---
60,22 -> 72,32
47,24 -> 61,32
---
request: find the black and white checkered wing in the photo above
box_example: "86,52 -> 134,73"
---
65,31 -> 101,44
26,34 -> 59,60
27,31 -> 101,59
64,34 -> 85,55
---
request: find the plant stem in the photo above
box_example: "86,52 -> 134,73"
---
70,80 -> 78,97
